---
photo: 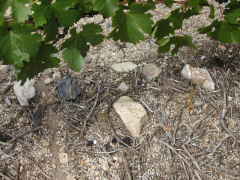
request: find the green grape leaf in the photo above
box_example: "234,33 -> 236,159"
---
157,35 -> 196,55
11,0 -> 32,23
52,6 -> 78,27
32,0 -> 78,27
61,23 -> 104,71
45,16 -> 58,41
153,19 -> 174,40
0,1 -> 10,25
110,5 -> 153,44
0,23 -> 41,69
32,1 -> 51,26
0,0 -> 32,25
198,20 -> 240,43
93,0 -> 119,18
164,0 -> 174,8
17,44 -> 60,85
153,8 -> 198,40
224,0 -> 240,24
127,0 -> 135,5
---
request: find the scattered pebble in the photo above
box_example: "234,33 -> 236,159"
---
44,78 -> 53,84
66,174 -> 76,180
118,82 -> 129,92
4,97 -> 11,106
111,62 -> 137,72
59,153 -> 69,164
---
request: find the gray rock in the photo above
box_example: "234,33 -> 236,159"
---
113,96 -> 148,137
57,78 -> 81,101
111,62 -> 137,72
142,63 -> 161,80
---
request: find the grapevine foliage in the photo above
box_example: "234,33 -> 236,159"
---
0,0 -> 239,84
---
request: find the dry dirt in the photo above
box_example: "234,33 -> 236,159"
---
1,3 -> 240,180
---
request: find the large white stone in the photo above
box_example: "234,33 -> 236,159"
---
142,63 -> 161,80
182,64 -> 215,91
113,96 -> 148,137
13,79 -> 36,106
111,62 -> 137,72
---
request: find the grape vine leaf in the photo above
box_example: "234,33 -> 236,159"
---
198,20 -> 240,43
153,8 -> 198,41
224,0 -> 240,24
32,0 -> 78,27
109,3 -> 154,44
17,44 -> 60,85
164,0 -> 174,8
0,23 -> 41,69
0,0 -> 32,25
153,19 -> 174,40
157,35 -> 196,55
61,23 -> 104,71
93,0 -> 119,18
45,17 -> 58,41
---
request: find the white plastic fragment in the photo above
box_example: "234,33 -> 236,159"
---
13,79 -> 36,106
182,64 -> 215,91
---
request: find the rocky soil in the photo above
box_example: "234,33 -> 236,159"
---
1,3 -> 240,180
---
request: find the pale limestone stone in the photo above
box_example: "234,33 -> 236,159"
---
142,63 -> 161,80
113,96 -> 148,137
14,79 -> 36,106
44,78 -> 53,84
111,62 -> 137,72
118,82 -> 129,92
59,153 -> 68,164
182,64 -> 215,91
66,174 -> 76,180
0,65 -> 8,72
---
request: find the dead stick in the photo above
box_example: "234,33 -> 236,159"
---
122,152 -> 132,180
219,80 -> 240,143
7,126 -> 42,143
182,145 -> 202,175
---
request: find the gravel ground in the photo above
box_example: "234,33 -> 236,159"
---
1,3 -> 240,180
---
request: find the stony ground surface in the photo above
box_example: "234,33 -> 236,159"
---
1,3 -> 240,180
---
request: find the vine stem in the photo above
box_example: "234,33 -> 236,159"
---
217,1 -> 224,20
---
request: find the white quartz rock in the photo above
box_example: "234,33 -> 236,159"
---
14,79 -> 36,106
182,64 -> 215,91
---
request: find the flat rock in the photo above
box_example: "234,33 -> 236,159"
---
111,62 -> 137,72
142,63 -> 161,80
113,96 -> 148,137
14,79 -> 36,106
57,78 -> 81,101
182,64 -> 215,91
